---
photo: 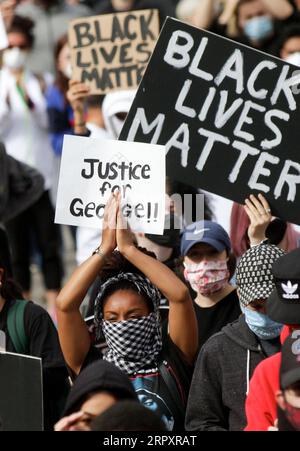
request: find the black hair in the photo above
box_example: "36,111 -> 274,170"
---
274,23 -> 300,57
90,400 -> 166,431
8,15 -> 35,49
85,95 -> 105,109
54,34 -> 69,98
0,228 -> 23,301
286,380 -> 300,395
227,251 -> 237,281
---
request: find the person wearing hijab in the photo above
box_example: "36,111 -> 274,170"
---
55,360 -> 137,431
56,193 -> 198,431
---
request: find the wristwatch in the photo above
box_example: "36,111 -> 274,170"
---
92,246 -> 105,258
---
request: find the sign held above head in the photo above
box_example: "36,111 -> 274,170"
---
69,9 -> 159,95
120,17 -> 300,226
55,135 -> 166,234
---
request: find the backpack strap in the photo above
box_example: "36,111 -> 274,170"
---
7,300 -> 29,355
159,359 -> 185,418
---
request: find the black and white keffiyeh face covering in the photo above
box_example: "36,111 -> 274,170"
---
94,272 -> 162,375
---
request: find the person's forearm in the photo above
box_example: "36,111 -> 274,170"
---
56,247 -> 110,312
123,246 -> 189,304
261,0 -> 293,19
73,108 -> 88,135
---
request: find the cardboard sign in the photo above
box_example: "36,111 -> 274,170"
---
55,135 -> 166,234
0,352 -> 43,431
120,18 -> 300,225
69,9 -> 159,94
0,12 -> 8,50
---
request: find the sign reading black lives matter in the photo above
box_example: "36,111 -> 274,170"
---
120,18 -> 300,225
69,9 -> 159,94
55,136 -> 166,234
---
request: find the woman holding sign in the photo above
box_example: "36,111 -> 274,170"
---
56,193 -> 198,431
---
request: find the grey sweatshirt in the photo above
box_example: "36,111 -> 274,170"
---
185,315 -> 267,431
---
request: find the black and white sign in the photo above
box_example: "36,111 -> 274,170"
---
120,18 -> 300,225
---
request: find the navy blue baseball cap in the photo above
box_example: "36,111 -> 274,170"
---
180,220 -> 231,256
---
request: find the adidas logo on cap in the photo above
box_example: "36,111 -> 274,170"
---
281,281 -> 299,300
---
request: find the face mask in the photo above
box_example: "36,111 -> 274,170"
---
184,260 -> 229,296
285,52 -> 300,68
102,313 -> 162,374
61,62 -> 72,79
244,308 -> 283,339
3,47 -> 27,70
244,15 -> 274,42
284,400 -> 300,430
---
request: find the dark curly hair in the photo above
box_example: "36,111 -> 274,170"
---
8,15 -> 35,49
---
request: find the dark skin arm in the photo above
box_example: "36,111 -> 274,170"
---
56,195 -> 117,374
116,196 -> 198,364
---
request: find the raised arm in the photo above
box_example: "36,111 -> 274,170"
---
67,79 -> 90,135
56,195 -> 117,374
116,202 -> 198,364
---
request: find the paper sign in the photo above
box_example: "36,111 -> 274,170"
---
0,12 -> 8,50
55,135 -> 166,234
69,9 -> 159,94
120,18 -> 300,226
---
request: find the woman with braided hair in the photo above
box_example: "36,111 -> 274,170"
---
56,193 -> 198,431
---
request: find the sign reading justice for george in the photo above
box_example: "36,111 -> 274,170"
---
120,18 -> 300,225
69,9 -> 159,94
55,136 -> 166,234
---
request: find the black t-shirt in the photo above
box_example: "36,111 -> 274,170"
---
0,299 -> 69,429
81,336 -> 193,431
194,289 -> 241,350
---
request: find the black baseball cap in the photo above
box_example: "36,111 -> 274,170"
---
280,333 -> 300,390
267,248 -> 300,325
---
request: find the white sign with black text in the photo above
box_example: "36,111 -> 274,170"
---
55,135 -> 166,234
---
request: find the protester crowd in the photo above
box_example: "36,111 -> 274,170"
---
0,0 -> 300,432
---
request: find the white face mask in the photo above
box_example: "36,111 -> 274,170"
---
285,52 -> 300,67
61,62 -> 72,79
3,47 -> 27,70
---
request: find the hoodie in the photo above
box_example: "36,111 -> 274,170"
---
63,360 -> 137,416
185,315 -> 267,431
244,326 -> 293,431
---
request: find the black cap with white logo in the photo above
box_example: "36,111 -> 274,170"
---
267,248 -> 300,325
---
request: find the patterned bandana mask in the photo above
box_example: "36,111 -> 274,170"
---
94,272 -> 162,375
184,260 -> 230,296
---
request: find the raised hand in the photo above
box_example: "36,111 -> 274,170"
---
101,193 -> 118,255
116,193 -> 135,256
244,193 -> 272,246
